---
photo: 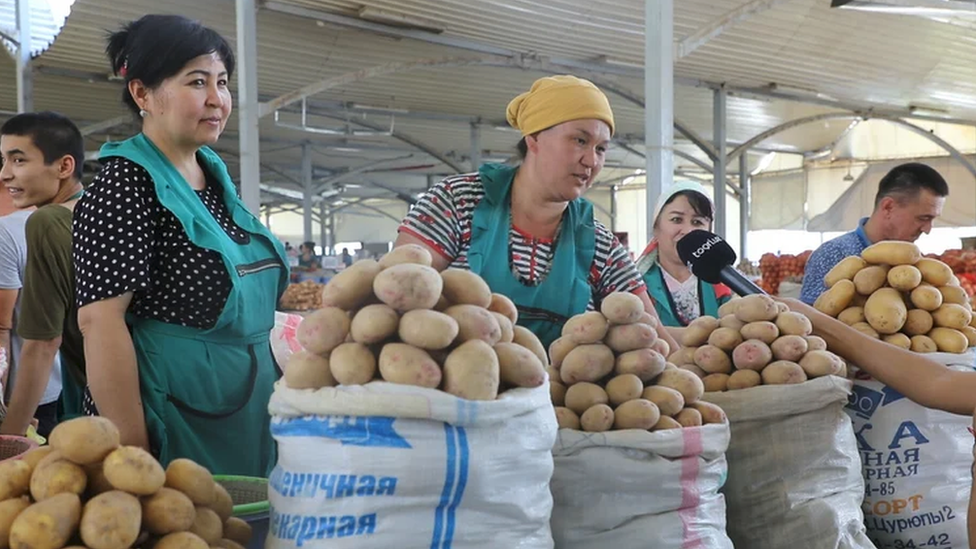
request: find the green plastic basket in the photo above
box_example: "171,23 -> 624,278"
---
214,475 -> 269,516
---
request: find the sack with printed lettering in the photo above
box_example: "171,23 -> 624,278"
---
270,312 -> 304,369
266,380 -> 557,549
846,350 -> 976,549
702,375 -> 875,549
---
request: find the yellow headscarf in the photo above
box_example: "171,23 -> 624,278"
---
506,75 -> 615,137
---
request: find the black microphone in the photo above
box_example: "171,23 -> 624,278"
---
676,230 -> 766,296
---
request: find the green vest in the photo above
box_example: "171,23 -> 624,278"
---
643,262 -> 723,327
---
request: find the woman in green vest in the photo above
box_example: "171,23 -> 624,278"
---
636,182 -> 733,337
394,75 -> 677,352
73,15 -> 288,475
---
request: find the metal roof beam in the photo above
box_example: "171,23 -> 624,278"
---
675,0 -> 794,59
315,154 -> 415,194
79,115 -> 130,136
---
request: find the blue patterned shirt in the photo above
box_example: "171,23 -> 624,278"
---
800,217 -> 872,305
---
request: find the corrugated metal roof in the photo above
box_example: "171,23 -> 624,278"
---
0,0 -> 76,57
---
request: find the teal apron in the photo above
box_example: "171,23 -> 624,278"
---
99,134 -> 289,475
467,163 -> 594,349
643,262 -> 721,327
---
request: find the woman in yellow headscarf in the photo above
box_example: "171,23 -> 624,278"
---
393,75 -> 678,352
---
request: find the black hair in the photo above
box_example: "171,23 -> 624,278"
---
301,241 -> 317,252
654,190 -> 713,229
874,162 -> 949,208
516,138 -> 528,160
106,15 -> 235,117
1,112 -> 85,180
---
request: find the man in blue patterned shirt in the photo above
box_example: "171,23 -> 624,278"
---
800,163 -> 949,304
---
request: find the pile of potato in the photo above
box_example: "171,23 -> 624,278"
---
548,292 -> 727,433
670,294 -> 849,392
278,280 -> 324,311
288,245 -> 549,401
0,417 -> 252,549
814,241 -> 976,353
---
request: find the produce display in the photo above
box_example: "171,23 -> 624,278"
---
814,241 -> 976,353
288,245 -> 550,400
278,280 -> 325,311
0,417 -> 252,549
548,292 -> 727,432
758,251 -> 812,295
669,294 -> 849,392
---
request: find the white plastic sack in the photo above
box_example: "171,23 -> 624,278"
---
846,349 -> 976,549
267,381 -> 557,549
702,376 -> 875,549
270,311 -> 304,369
551,424 -> 733,549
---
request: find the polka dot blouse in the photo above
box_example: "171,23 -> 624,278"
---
73,158 -> 250,329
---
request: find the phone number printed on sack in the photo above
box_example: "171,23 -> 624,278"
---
270,466 -> 398,500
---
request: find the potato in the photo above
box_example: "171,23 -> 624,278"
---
580,404 -> 614,432
20,446 -> 55,471
824,256 -> 867,287
707,327 -> 743,352
903,309 -> 934,336
771,335 -> 809,362
910,285 -> 943,311
851,264 -> 889,296
379,244 -> 432,268
911,335 -> 939,353
398,310 -> 459,350
614,399 -> 661,430
9,493 -> 82,549
164,458 -> 214,505
761,361 -> 808,385
606,374 -> 645,405
434,294 -> 452,312
740,321 -> 779,345
605,323 -> 657,352
495,342 -> 546,388
154,532 -> 209,549
487,293 -> 518,324
549,337 -> 577,369
650,338 -> 671,358
284,351 -> 335,390
717,299 -> 741,318
296,307 -> 350,355
652,416 -> 683,431
962,326 -> 976,347
837,307 -> 866,326
719,315 -> 745,331
440,269 -> 492,308
641,386 -> 685,417
512,326 -> 548,366
31,453 -> 87,501
445,305 -> 502,345
690,315 -> 720,331
814,279 -> 856,316
142,487 -> 196,535
865,288 -> 908,334
883,333 -> 912,350
668,347 -> 698,367
687,401 -> 728,425
600,292 -> 644,325
675,408 -> 703,427
932,303 -> 973,330
799,350 -> 844,378
379,343 -> 442,388
682,318 -> 718,347
0,497 -> 30,549
861,240 -> 922,266
492,313 -> 515,343
373,264 -> 443,311
929,327 -> 969,354
350,304 -> 399,344
321,259 -> 382,309
727,369 -> 762,390
189,507 -> 222,545
614,348 -> 667,382
702,373 -> 730,393
564,383 -> 608,416
49,417 -> 120,466
776,302 -> 790,314
732,340 -> 773,371
80,491 -> 141,549
852,293 -> 869,307
693,345 -> 732,374
734,295 -> 779,323
441,340 -> 499,400
562,311 -> 610,344
554,407 -> 581,430
852,322 -> 880,339
888,265 -> 923,292
939,285 -> 971,307
0,461 -> 31,500
329,343 -> 377,385
805,335 -> 828,352
550,378 -> 567,406
680,364 -> 708,378
916,258 -> 954,287
656,369 -> 705,404
772,313 -> 811,338
560,344 -> 615,384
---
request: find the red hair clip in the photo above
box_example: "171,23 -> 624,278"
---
119,61 -> 128,78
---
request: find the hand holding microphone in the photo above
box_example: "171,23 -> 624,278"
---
676,230 -> 766,297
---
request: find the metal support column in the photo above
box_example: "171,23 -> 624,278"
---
739,153 -> 750,260
327,214 -> 336,254
319,202 -> 328,254
645,0 -> 674,238
426,174 -> 436,190
713,87 -> 727,238
301,143 -> 313,243
470,122 -> 482,171
15,0 -> 33,113
236,0 -> 261,214
610,185 -> 618,233
263,205 -> 271,228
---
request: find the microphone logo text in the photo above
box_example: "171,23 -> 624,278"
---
691,236 -> 722,259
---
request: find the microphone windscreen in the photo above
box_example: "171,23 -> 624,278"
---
676,230 -> 738,284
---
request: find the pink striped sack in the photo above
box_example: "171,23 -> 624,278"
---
550,424 -> 733,549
